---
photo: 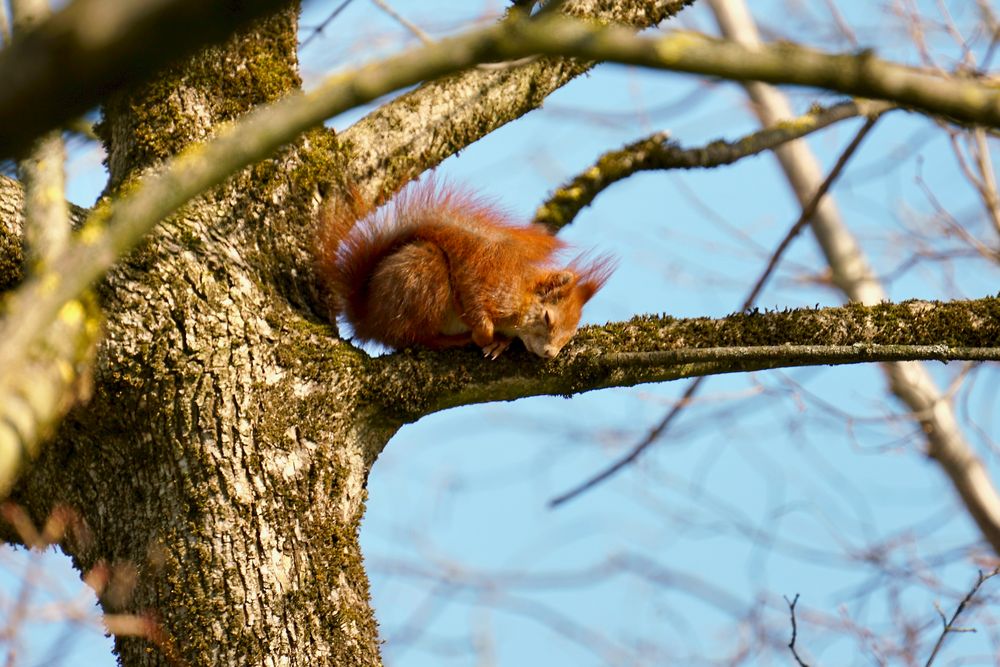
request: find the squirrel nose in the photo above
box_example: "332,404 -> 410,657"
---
542,347 -> 559,359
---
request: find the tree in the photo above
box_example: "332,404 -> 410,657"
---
1,0 -> 998,665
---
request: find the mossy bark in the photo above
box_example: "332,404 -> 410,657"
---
4,0 -> 993,664
6,6 -> 387,666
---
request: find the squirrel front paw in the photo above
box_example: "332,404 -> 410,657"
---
482,337 -> 511,360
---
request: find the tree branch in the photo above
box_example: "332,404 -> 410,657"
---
706,0 -> 1000,557
339,0 -> 695,198
0,1 -> 102,500
0,0 -> 294,159
549,114 -> 881,507
364,297 -> 1000,420
494,19 -> 1000,129
784,594 -> 811,667
534,99 -> 888,231
924,569 -> 1000,667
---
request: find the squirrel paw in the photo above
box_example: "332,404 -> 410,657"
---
482,338 -> 511,360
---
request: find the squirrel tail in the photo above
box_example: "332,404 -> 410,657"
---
314,186 -> 375,322
315,179 -> 491,324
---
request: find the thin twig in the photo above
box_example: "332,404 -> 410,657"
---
548,375 -> 703,507
548,116 -> 880,508
371,0 -> 433,45
924,568 -> 1000,667
785,594 -> 811,667
300,0 -> 356,49
741,116 -> 879,304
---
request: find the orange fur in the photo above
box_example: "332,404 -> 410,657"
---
315,181 -> 614,358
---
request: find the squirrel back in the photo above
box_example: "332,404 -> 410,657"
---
315,182 -> 613,358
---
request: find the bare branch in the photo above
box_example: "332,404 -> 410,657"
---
744,117 -> 879,303
339,6 -> 1000,200
707,0 -> 1000,557
970,129 -> 1000,242
0,0 -> 294,159
300,0 -> 356,49
0,0 -> 101,501
924,569 -> 1000,666
549,115 -> 880,507
365,296 -> 1000,422
785,594 -> 811,667
534,99 -> 887,231
370,0 -> 433,45
13,0 -> 71,269
492,20 -> 1000,129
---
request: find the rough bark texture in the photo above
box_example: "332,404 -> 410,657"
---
2,2 -> 706,663
6,6 -> 387,666
0,3 -> 713,661
3,0 -> 993,666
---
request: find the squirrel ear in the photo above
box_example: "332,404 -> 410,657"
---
536,270 -> 575,301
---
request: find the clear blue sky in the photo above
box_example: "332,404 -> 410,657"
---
2,1 -> 998,665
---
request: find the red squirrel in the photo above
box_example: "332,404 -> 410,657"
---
315,181 -> 613,359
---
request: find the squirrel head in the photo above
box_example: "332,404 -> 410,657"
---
519,258 -> 614,358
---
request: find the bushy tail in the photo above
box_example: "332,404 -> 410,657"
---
314,187 -> 375,322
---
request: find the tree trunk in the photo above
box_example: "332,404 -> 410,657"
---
9,5 -> 388,665
4,1 -> 995,664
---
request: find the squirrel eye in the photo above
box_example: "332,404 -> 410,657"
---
544,309 -> 552,327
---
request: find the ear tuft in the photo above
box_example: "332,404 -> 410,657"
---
573,254 -> 617,303
536,270 -> 576,301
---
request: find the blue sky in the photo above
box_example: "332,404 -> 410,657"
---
2,0 -> 999,665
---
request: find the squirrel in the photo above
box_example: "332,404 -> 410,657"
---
314,181 -> 614,359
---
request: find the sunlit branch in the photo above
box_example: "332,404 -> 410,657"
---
0,0 -> 292,158
534,99 -> 889,231
337,1 -> 694,198
366,297 -> 1000,422
707,0 -> 1000,557
498,19 -> 1000,128
0,0 -> 101,501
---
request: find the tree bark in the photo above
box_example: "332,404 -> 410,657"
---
3,2 -> 703,664
0,1 -> 996,665
5,6 -> 387,665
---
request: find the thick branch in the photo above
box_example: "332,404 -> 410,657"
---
339,0 -> 696,198
496,20 -> 1000,128
365,297 -> 1000,420
0,0 -> 293,158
